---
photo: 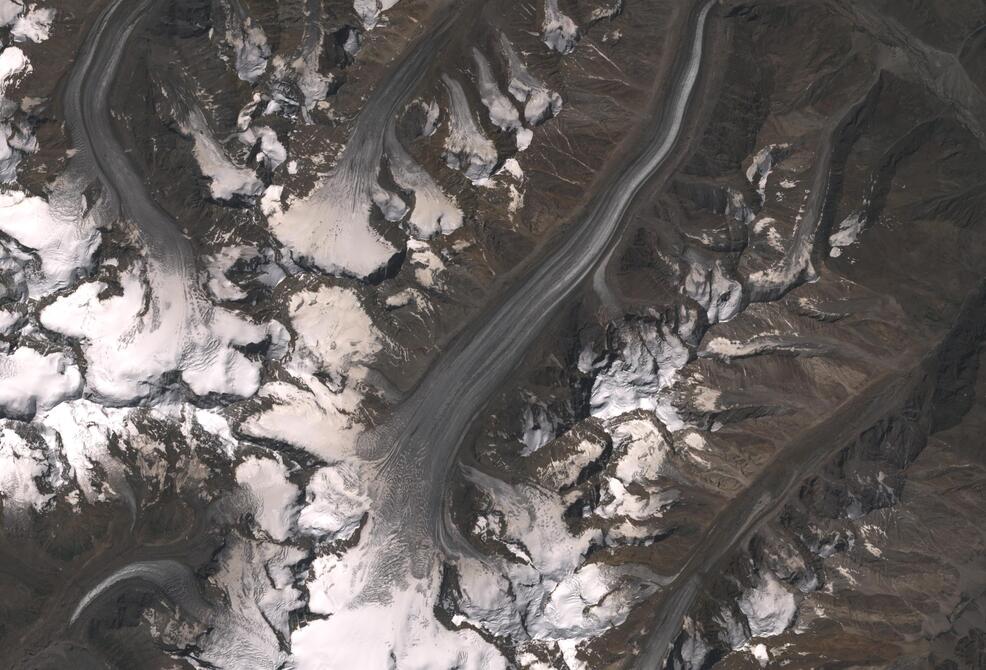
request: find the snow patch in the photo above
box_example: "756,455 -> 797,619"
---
297,463 -> 368,542
543,0 -> 579,54
10,4 -> 53,43
287,284 -> 381,385
385,124 -> 462,238
235,456 -> 299,542
354,0 -> 400,30
41,262 -> 268,403
407,239 -> 445,288
745,144 -> 790,200
589,318 -> 690,424
0,347 -> 81,418
828,211 -> 865,257
294,556 -> 506,670
442,74 -> 498,183
0,189 -> 100,296
472,48 -> 529,151
182,107 -> 263,201
239,125 -> 286,169
266,165 -> 397,277
739,571 -> 797,638
0,423 -> 53,514
500,34 -> 563,125
222,6 -> 270,83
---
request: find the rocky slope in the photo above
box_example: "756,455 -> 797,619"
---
0,0 -> 984,668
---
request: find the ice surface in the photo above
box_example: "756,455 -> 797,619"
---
10,4 -> 53,43
41,262 -> 267,403
472,48 -> 529,150
266,166 -> 398,278
354,0 -> 400,30
243,285 -> 380,459
235,457 -> 300,542
0,188 -> 99,296
0,1 -> 20,26
0,423 -> 54,514
38,399 -> 131,502
370,183 -> 408,222
0,45 -> 29,94
297,462 -> 368,542
459,466 -> 659,649
682,259 -> 742,323
295,548 -> 506,670
182,107 -> 263,201
385,124 -> 463,238
222,3 -> 270,83
239,125 -> 286,169
0,45 -> 32,182
287,285 -> 382,384
0,347 -> 81,418
589,318 -> 690,422
542,0 -> 579,54
738,571 -> 797,638
197,537 -> 306,669
203,245 -> 258,301
442,75 -> 498,183
520,403 -> 557,455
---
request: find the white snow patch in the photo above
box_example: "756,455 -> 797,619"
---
241,376 -> 365,462
828,211 -> 865,257
370,183 -> 408,222
751,642 -> 770,667
0,423 -> 53,514
197,537 -> 306,668
0,189 -> 99,296
500,34 -> 563,125
286,285 -> 381,385
0,45 -> 30,95
354,0 -> 400,30
239,125 -> 286,169
235,456 -> 299,542
203,245 -> 259,301
0,347 -> 81,418
223,9 -> 270,83
442,74 -> 498,183
543,0 -> 579,54
472,48 -> 529,151
294,556 -> 506,670
297,462 -> 368,542
406,239 -> 445,288
385,124 -> 463,238
589,319 -> 690,424
739,571 -> 797,638
458,466 -> 660,648
38,399 -> 131,503
266,166 -> 397,277
0,1 -> 21,26
745,144 -> 790,199
182,107 -> 263,201
40,262 -> 268,403
10,4 -> 53,43
683,259 -> 742,324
